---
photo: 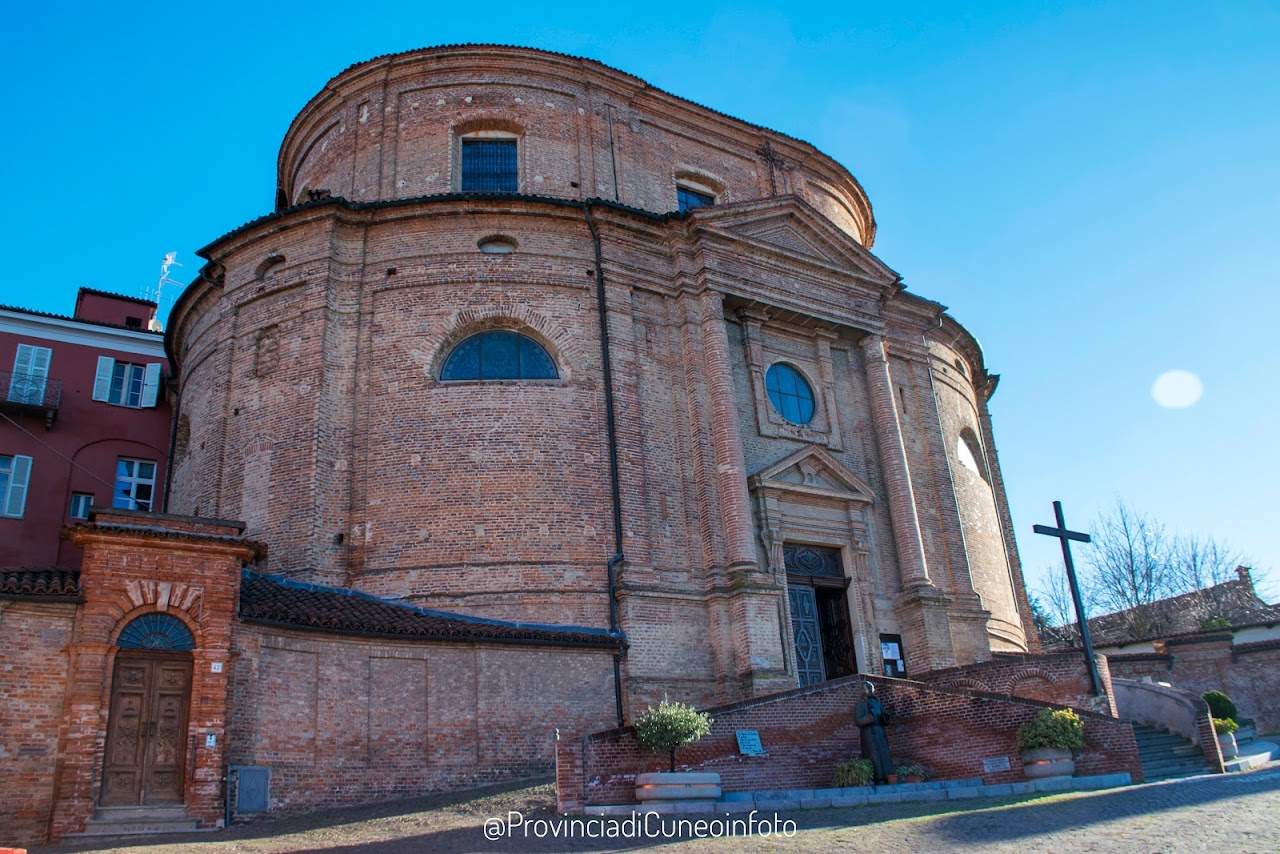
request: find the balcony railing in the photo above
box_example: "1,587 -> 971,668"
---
1,370 -> 62,428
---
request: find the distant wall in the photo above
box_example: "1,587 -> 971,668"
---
1107,634 -> 1280,733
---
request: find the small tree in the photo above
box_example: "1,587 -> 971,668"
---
633,698 -> 713,773
1202,690 -> 1237,721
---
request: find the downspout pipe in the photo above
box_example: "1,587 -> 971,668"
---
161,379 -> 181,513
584,200 -> 627,728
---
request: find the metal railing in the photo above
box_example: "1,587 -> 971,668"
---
1,370 -> 62,411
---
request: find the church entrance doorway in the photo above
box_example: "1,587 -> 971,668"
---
101,614 -> 196,806
785,544 -> 857,687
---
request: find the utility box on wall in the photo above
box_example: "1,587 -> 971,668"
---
234,765 -> 270,814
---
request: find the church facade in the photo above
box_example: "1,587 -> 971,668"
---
1,45 -> 1040,843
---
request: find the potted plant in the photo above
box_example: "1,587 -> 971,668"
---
1016,708 -> 1084,779
1213,717 -> 1239,760
834,758 -> 874,788
896,763 -> 928,783
633,698 -> 719,803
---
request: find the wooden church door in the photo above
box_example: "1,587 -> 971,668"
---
101,652 -> 192,805
785,544 -> 858,687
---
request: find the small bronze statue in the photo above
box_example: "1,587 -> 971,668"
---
854,680 -> 894,784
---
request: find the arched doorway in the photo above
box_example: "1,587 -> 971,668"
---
101,614 -> 194,806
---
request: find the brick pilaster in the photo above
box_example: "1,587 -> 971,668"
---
860,334 -> 931,588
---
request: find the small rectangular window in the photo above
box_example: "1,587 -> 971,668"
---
113,457 -> 157,511
1,454 -> 33,518
125,316 -> 143,329
461,139 -> 518,192
70,492 -> 94,519
677,186 -> 715,213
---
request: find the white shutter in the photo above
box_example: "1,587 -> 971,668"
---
9,345 -> 51,404
93,356 -> 115,402
141,363 -> 162,408
4,455 -> 31,517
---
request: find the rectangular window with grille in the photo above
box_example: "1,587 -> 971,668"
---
461,139 -> 518,192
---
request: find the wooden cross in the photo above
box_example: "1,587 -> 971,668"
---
1033,501 -> 1104,697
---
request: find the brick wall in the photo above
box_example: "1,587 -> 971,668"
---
557,673 -> 1141,811
919,651 -> 1117,716
228,623 -> 618,819
1108,634 -> 1280,733
0,601 -> 75,846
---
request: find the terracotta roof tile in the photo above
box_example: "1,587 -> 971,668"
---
1044,572 -> 1280,649
0,567 -> 82,600
238,571 -> 625,650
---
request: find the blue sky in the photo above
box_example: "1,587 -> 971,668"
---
3,2 -> 1277,600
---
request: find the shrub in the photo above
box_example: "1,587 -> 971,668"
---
1213,717 -> 1239,736
633,698 -> 713,773
896,762 -> 928,780
834,758 -> 875,787
1203,690 -> 1237,721
1016,708 -> 1085,752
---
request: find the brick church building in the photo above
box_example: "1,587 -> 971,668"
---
1,45 -> 1049,843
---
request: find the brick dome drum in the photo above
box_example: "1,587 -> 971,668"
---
167,44 -> 1036,713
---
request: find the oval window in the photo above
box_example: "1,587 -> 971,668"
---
441,330 -> 558,381
478,235 -> 517,254
765,363 -> 815,425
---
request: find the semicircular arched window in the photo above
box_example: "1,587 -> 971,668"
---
765,363 -> 815,425
440,330 -> 558,381
117,613 -> 195,651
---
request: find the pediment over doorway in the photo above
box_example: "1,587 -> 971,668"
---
748,447 -> 875,504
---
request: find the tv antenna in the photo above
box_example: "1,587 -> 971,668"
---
144,252 -> 183,331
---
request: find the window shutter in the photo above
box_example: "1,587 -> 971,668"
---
141,363 -> 162,408
93,357 -> 115,401
4,455 -> 31,517
29,346 -> 51,377
13,344 -> 34,374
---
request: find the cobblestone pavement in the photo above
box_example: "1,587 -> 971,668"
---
38,763 -> 1280,854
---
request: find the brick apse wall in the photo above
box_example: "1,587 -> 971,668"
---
556,673 -> 1141,811
1108,633 -> 1280,733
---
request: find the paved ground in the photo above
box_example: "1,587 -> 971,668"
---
35,762 -> 1280,854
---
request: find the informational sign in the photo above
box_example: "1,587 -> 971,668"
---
736,730 -> 766,756
982,756 -> 1011,773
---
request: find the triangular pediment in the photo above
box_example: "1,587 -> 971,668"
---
690,196 -> 899,286
749,446 -> 875,504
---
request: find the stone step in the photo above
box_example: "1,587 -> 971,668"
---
94,805 -> 190,822
70,819 -> 202,837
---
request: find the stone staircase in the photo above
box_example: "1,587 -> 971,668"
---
68,804 -> 202,837
1133,723 -> 1214,781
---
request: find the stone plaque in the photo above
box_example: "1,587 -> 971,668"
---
982,755 -> 1011,773
736,730 -> 766,756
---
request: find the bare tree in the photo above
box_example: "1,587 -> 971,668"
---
1033,567 -> 1083,646
1173,532 -> 1245,591
1085,499 -> 1176,616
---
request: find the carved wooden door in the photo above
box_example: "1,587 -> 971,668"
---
788,586 -> 826,686
102,653 -> 191,805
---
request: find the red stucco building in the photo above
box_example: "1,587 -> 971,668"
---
0,288 -> 171,567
